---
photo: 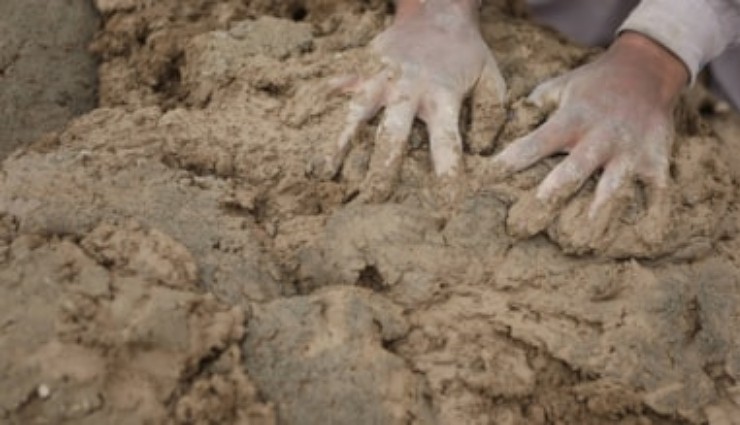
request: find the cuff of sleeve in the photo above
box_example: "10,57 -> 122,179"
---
618,0 -> 725,84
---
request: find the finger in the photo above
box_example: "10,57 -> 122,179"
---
427,90 -> 464,178
325,74 -> 364,95
468,55 -> 507,154
489,111 -> 579,180
336,71 -> 389,156
629,123 -> 673,248
636,159 -> 672,247
579,159 -> 634,246
528,73 -> 569,109
588,158 -> 632,220
490,74 -> 575,178
508,132 -> 610,238
426,90 -> 466,207
546,158 -> 634,253
537,128 -> 615,203
311,71 -> 389,180
326,47 -> 387,95
358,84 -> 419,203
506,190 -> 558,238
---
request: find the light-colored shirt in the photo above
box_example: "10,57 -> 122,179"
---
620,0 -> 740,82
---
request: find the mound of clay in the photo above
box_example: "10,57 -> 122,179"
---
0,0 -> 98,160
2,1 -> 740,424
0,224 -> 274,424
243,287 -> 434,425
302,202 -> 740,423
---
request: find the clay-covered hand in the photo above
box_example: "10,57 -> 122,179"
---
491,33 -> 688,244
312,0 -> 506,203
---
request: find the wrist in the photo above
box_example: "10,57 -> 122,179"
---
395,0 -> 423,20
395,0 -> 480,21
609,32 -> 689,106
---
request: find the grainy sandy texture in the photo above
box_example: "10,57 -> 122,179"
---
2,1 -> 740,424
0,0 -> 99,160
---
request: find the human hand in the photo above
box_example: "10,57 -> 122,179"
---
312,0 -> 506,203
491,33 -> 688,247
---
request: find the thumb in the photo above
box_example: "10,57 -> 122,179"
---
528,73 -> 570,109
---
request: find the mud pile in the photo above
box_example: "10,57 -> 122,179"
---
1,0 -> 740,424
0,0 -> 99,160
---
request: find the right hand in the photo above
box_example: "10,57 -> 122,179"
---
490,32 -> 689,246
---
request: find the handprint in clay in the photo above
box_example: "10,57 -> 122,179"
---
311,0 -> 506,203
491,33 -> 688,249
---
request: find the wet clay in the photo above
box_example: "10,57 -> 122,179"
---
1,0 -> 740,424
0,0 -> 99,160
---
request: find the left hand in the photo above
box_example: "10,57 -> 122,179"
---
311,0 -> 506,203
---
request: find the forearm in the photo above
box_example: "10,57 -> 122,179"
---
395,0 -> 480,21
609,32 -> 689,105
619,0 -> 740,83
395,0 -> 424,20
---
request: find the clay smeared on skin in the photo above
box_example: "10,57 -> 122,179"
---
1,1 -> 740,424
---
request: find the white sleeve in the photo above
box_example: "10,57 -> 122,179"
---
619,0 -> 740,83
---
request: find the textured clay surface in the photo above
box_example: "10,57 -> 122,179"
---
0,0 -> 99,160
1,1 -> 740,424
